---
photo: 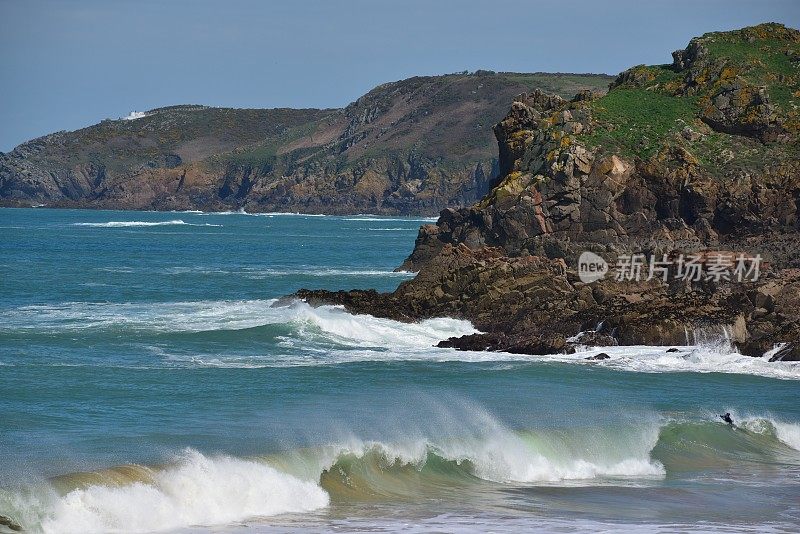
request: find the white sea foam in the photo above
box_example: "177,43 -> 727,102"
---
36,449 -> 328,534
3,416 -> 665,533
238,268 -> 414,278
4,298 -> 799,378
774,421 -> 800,450
0,300 -> 475,346
343,217 -> 437,222
196,210 -> 326,217
537,344 -> 800,380
737,416 -> 800,451
72,220 -> 221,228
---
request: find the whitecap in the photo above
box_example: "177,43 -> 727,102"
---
37,449 -> 328,534
72,220 -> 221,228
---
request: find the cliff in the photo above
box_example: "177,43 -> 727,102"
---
0,72 -> 612,215
402,23 -> 800,268
294,24 -> 800,361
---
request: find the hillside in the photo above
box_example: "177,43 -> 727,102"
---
0,72 -> 612,215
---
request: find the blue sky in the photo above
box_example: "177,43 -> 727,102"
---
1,0 -> 798,151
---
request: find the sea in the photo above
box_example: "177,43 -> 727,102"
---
0,207 -> 798,533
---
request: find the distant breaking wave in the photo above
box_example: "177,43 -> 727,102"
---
72,220 -> 221,228
343,217 -> 438,222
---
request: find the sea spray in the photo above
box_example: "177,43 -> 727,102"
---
24,450 -> 329,534
4,414 -> 800,533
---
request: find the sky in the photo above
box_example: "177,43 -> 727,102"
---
1,0 -> 799,151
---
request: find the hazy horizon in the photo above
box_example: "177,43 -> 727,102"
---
1,0 -> 798,151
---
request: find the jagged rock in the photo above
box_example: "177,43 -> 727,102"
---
586,352 -> 610,360
402,24 -> 800,274
701,83 -> 784,143
768,343 -> 800,362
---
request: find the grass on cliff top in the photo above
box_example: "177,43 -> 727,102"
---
703,33 -> 800,113
579,24 -> 800,162
580,87 -> 699,160
501,73 -> 613,97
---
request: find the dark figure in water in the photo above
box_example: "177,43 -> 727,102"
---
720,412 -> 734,425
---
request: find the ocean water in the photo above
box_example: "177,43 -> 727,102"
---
1,207 -> 799,534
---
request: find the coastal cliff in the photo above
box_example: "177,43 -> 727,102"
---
295,23 -> 800,361
0,72 -> 611,215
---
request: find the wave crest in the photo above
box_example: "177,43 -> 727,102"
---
38,449 -> 328,534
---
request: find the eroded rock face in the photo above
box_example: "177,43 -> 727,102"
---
402,25 -> 800,271
701,83 -> 784,142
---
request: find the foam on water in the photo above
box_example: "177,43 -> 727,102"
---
6,449 -> 328,534
72,220 -> 221,228
2,415 -> 667,533
3,299 -> 799,378
4,403 -> 799,533
0,299 -> 475,346
343,217 -> 438,222
543,344 -> 800,380
734,415 -> 800,451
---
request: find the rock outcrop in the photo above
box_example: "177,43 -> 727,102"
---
0,72 -> 612,215
295,24 -> 800,360
402,25 -> 800,269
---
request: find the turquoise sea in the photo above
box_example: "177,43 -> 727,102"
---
1,207 -> 799,533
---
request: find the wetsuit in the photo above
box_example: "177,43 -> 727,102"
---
720,413 -> 734,425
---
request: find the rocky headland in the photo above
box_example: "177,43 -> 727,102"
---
293,24 -> 800,361
0,72 -> 611,215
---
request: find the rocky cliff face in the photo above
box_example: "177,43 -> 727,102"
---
295,24 -> 800,361
402,23 -> 800,268
0,72 -> 612,215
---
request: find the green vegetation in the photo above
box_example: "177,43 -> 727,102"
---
500,73 -> 612,98
581,88 -> 699,159
576,23 -> 799,168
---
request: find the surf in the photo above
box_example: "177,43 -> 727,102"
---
4,403 -> 800,534
71,220 -> 221,227
6,413 -> 799,533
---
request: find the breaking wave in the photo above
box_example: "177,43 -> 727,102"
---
72,220 -> 221,228
2,449 -> 328,534
0,299 -> 473,342
3,412 -> 797,533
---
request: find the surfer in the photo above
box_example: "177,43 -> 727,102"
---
720,412 -> 734,425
